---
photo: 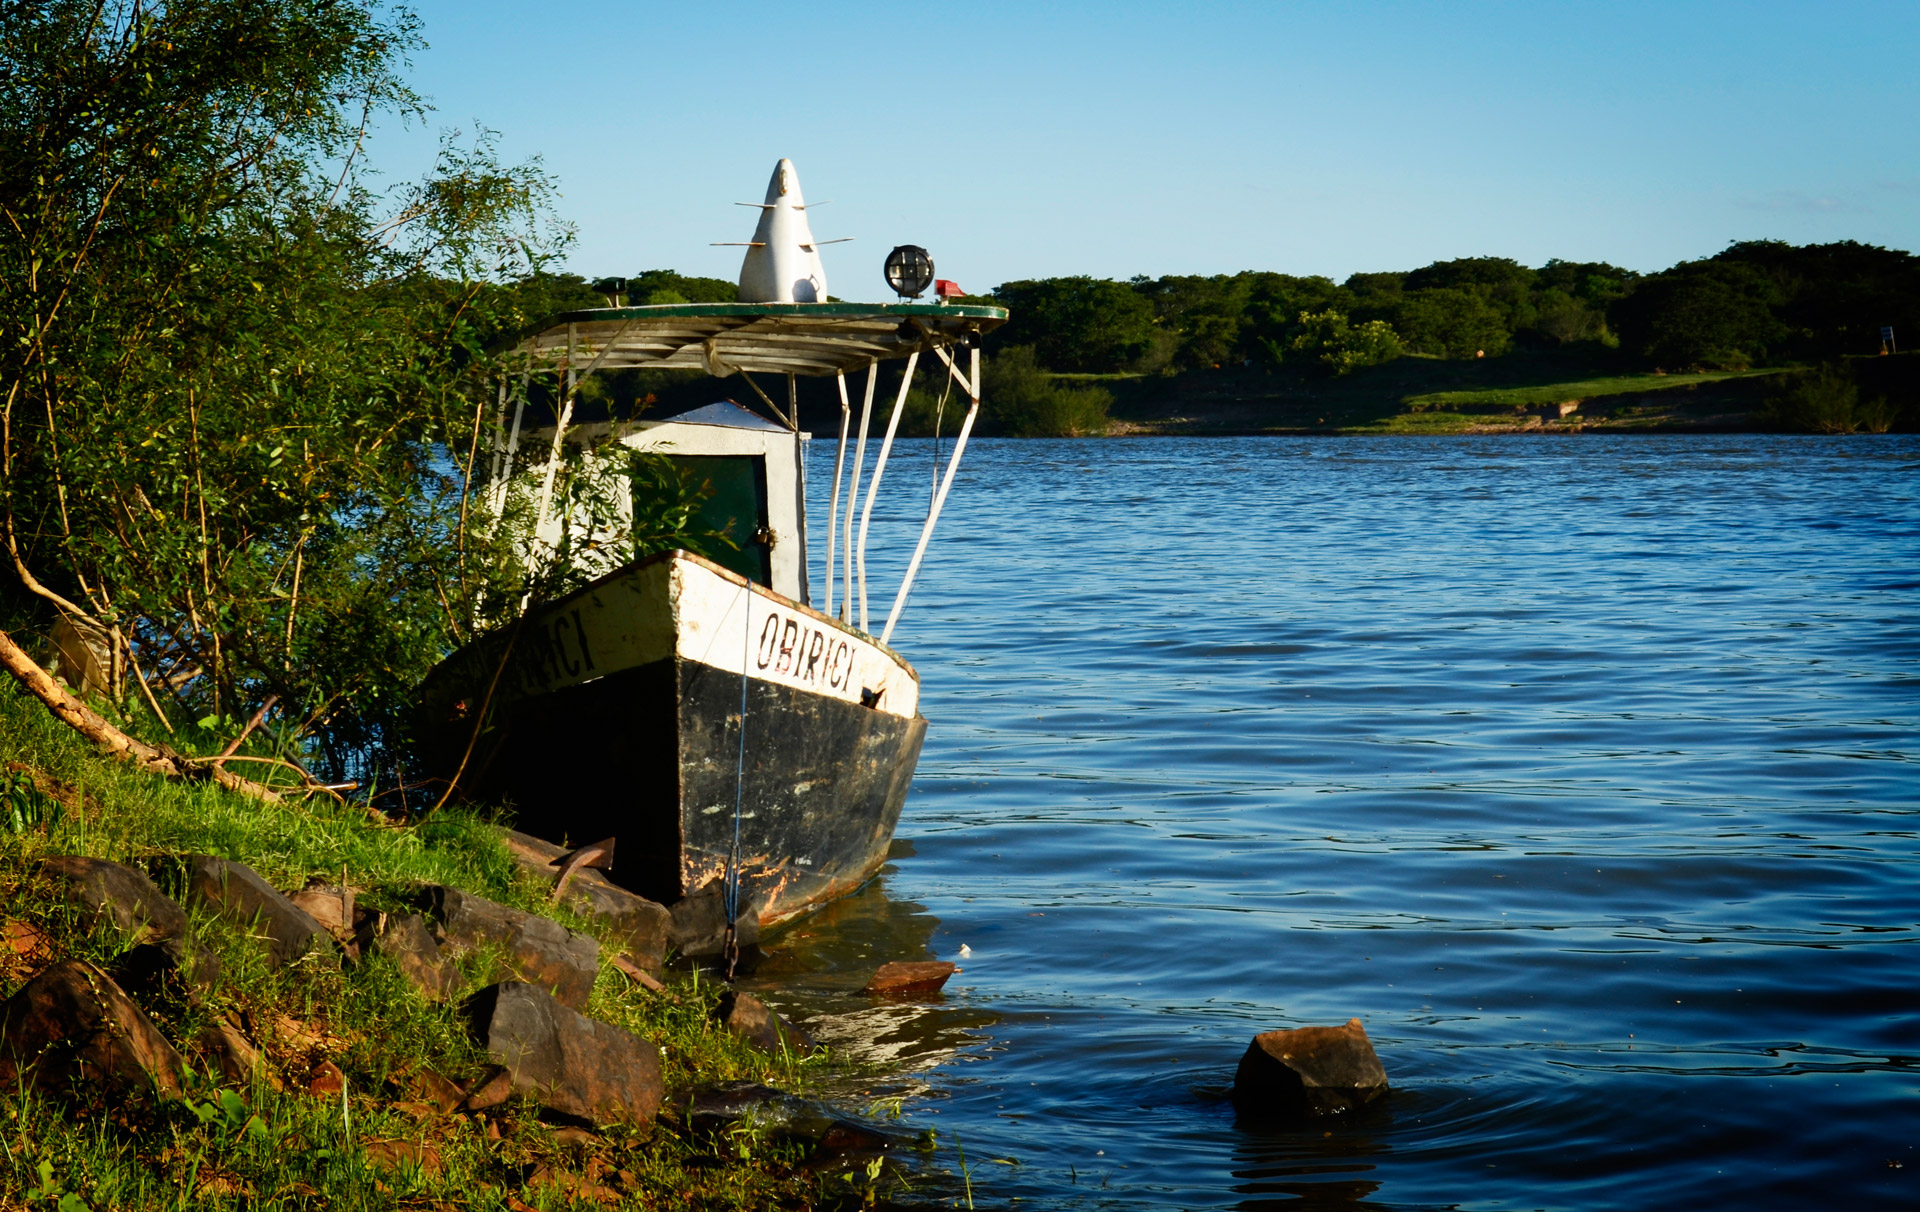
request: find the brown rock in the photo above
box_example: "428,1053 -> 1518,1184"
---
1231,1018 -> 1389,1117
162,855 -> 334,969
195,1017 -> 278,1089
714,991 -> 814,1058
464,981 -> 662,1127
364,913 -> 463,1001
406,1068 -> 465,1113
504,831 -> 672,974
39,856 -> 221,987
459,1064 -> 513,1112
0,959 -> 186,1100
422,887 -> 599,1011
3,920 -> 52,962
305,1058 -> 346,1097
862,961 -> 956,996
288,882 -> 357,944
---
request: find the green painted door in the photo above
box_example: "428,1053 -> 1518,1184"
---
667,455 -> 771,585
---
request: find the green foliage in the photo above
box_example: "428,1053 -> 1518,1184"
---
2,771 -> 64,837
1611,259 -> 1786,368
1393,286 -> 1515,358
1284,310 -> 1403,375
1761,364 -> 1898,433
983,347 -> 1113,436
0,2 -> 724,789
625,268 -> 740,305
990,277 -> 1159,372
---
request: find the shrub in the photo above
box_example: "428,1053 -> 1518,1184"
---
1282,311 -> 1403,375
982,347 -> 1112,437
1762,365 -> 1898,433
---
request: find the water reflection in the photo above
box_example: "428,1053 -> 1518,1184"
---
1230,1102 -> 1395,1210
746,846 -> 998,1098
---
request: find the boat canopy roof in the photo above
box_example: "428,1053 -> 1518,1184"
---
513,301 -> 1008,378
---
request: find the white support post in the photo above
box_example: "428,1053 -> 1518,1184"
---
489,371 -> 530,513
532,323 -> 578,539
856,350 -> 918,633
822,372 -> 851,617
841,363 -> 877,623
882,345 -> 977,646
486,375 -> 508,488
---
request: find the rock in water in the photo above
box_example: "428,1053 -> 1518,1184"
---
161,856 -> 334,968
38,856 -> 222,988
420,887 -> 599,1011
713,991 -> 814,1057
863,961 -> 956,996
0,960 -> 187,1100
464,981 -> 662,1127
1231,1018 -> 1388,1117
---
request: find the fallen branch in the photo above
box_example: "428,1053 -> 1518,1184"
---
0,624 -> 281,802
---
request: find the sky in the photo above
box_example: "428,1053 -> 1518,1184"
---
373,1 -> 1920,298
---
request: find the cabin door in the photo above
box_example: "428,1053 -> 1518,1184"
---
667,455 -> 772,586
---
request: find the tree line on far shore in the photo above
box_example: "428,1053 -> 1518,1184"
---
987,240 -> 1918,377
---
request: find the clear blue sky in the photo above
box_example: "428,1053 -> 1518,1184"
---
376,1 -> 1919,298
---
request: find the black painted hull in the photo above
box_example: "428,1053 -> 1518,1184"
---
415,552 -> 926,926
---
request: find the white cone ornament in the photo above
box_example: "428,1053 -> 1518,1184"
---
737,158 -> 828,304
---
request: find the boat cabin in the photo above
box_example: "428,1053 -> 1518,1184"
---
599,401 -> 809,603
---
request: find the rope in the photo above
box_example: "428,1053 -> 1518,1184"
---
722,584 -> 751,980
931,360 -> 954,515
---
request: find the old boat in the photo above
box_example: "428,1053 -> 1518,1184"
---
415,161 -> 1006,930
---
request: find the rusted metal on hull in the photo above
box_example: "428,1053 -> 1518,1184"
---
417,653 -> 923,929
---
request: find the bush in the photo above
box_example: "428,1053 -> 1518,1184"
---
1762,364 -> 1898,433
983,347 -> 1112,437
1283,310 -> 1403,375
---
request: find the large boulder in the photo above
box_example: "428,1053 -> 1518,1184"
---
464,981 -> 661,1127
158,856 -> 334,969
420,887 -> 599,1011
361,912 -> 464,1001
504,831 -> 671,974
1230,1018 -> 1389,1117
38,856 -> 221,988
0,960 -> 186,1100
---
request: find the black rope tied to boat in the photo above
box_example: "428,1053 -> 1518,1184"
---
722,584 -> 750,981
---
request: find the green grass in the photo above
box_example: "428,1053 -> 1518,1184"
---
0,679 -> 890,1210
1401,369 -> 1770,412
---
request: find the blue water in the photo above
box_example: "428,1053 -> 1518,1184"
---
769,435 -> 1919,1210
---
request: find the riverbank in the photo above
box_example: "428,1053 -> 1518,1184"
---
0,681 -> 914,1210
1084,349 -> 1917,436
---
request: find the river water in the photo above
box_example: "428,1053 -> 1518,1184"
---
757,434 -> 1918,1210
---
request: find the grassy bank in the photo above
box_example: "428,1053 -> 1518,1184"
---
0,681 -> 899,1210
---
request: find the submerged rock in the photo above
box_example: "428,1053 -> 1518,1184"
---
1231,1018 -> 1388,1117
465,981 -> 662,1127
687,1082 -> 892,1158
39,856 -> 221,988
158,855 -> 334,969
863,961 -> 956,996
0,959 -> 186,1100
421,886 -> 599,1011
504,831 -> 671,974
713,990 -> 815,1057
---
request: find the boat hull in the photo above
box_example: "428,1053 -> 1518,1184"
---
415,551 -> 925,926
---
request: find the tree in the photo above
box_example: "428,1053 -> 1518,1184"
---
1611,260 -> 1785,368
1393,288 -> 1513,358
0,0 -> 616,799
989,277 -> 1158,372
